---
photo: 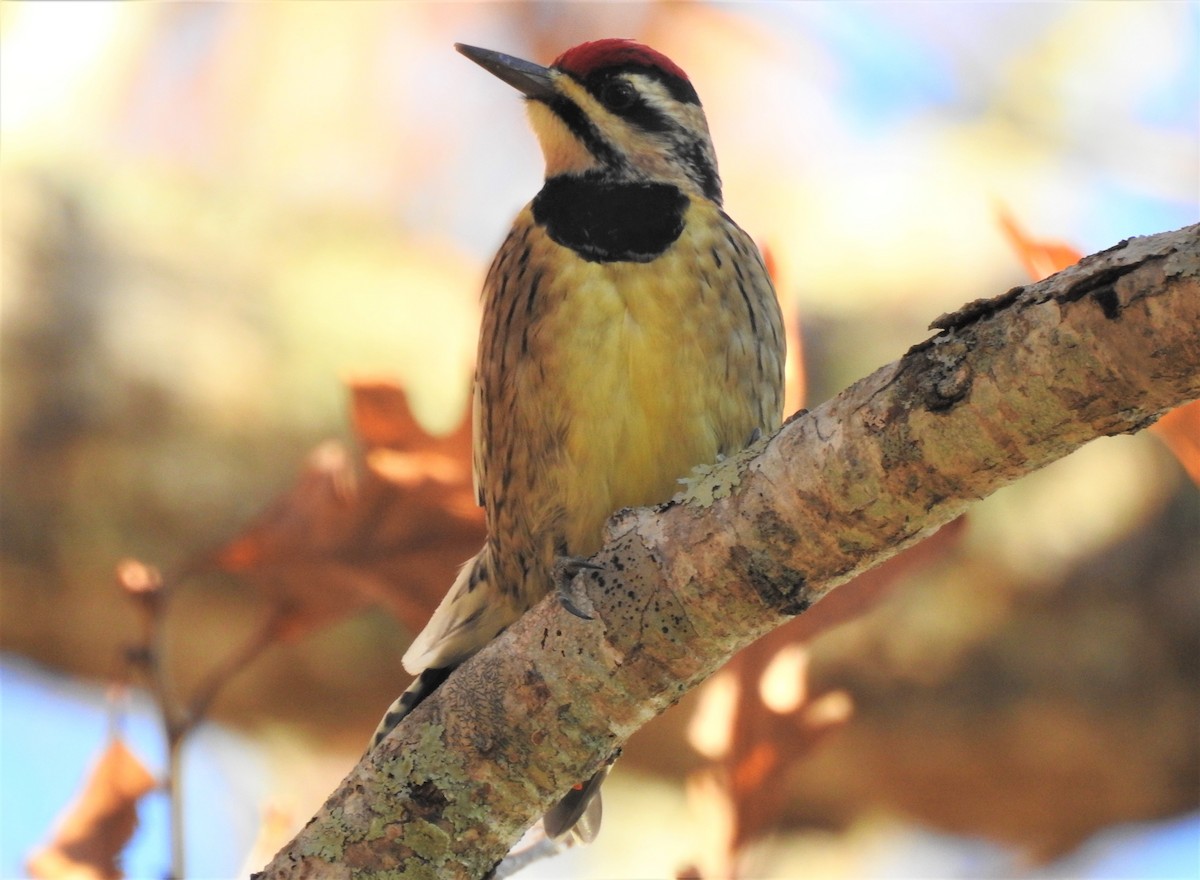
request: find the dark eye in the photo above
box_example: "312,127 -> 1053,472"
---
599,79 -> 637,112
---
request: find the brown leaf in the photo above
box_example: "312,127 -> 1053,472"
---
1150,400 -> 1200,487
996,206 -> 1083,281
27,738 -> 157,880
206,378 -> 483,639
760,242 -> 806,416
347,377 -> 464,455
797,495 -> 1200,861
684,518 -> 966,876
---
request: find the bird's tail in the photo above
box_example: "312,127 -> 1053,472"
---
368,545 -> 516,748
368,665 -> 452,749
367,542 -> 611,843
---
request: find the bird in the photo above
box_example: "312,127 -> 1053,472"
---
370,37 -> 786,843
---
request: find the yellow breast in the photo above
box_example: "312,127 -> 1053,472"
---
522,199 -> 782,555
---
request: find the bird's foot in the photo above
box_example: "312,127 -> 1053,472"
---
553,556 -> 602,620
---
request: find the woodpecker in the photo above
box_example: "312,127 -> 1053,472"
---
372,38 -> 785,843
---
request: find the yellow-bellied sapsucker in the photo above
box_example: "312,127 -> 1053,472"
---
371,38 -> 785,843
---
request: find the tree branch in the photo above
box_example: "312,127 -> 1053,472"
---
257,223 -> 1199,879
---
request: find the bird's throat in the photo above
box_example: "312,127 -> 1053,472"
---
532,174 -> 688,263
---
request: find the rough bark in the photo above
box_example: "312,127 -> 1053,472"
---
257,223 -> 1200,879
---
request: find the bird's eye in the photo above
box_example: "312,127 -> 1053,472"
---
599,79 -> 637,112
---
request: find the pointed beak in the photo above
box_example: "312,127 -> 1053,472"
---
455,43 -> 558,102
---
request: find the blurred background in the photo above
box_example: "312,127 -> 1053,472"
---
1,2 -> 1197,878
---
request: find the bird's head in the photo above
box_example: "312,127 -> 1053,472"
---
456,39 -> 722,204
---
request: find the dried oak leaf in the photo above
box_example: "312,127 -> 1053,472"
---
801,492 -> 1200,861
1151,400 -> 1200,487
208,377 -> 483,640
684,519 -> 966,878
27,738 -> 157,880
760,242 -> 806,417
996,205 -> 1083,282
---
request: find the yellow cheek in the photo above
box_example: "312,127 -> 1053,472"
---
526,102 -> 598,178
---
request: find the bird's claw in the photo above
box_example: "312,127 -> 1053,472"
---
554,556 -> 602,620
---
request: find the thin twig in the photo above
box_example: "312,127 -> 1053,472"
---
120,558 -> 290,880
184,604 -> 290,730
163,604 -> 289,878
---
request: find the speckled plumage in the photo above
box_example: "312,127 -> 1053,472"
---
372,38 -> 785,844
